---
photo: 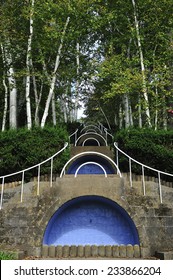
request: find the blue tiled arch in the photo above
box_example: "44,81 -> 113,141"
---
43,196 -> 140,246
67,155 -> 115,175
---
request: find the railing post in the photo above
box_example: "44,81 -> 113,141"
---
37,165 -> 40,196
129,158 -> 132,188
21,171 -> 25,203
142,165 -> 146,196
0,177 -> 5,210
115,142 -> 119,170
75,130 -> 77,145
50,158 -> 53,188
105,129 -> 108,146
158,171 -> 163,204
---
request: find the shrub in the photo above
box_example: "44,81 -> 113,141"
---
0,126 -> 69,181
114,128 -> 173,178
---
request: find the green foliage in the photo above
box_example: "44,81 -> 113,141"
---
0,126 -> 69,180
0,251 -> 16,260
115,128 -> 173,177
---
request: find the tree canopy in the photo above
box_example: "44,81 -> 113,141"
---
0,0 -> 173,130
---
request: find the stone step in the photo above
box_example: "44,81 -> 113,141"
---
155,251 -> 173,260
70,146 -> 114,159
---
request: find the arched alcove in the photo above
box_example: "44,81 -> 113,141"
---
76,133 -> 107,146
82,138 -> 100,146
67,155 -> 115,175
43,196 -> 140,246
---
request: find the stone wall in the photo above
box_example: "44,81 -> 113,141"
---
1,175 -> 173,259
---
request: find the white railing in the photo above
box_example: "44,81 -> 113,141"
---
74,161 -> 108,178
81,124 -> 102,134
0,142 -> 68,209
69,129 -> 78,145
60,151 -> 122,178
82,138 -> 101,146
114,142 -> 173,204
75,132 -> 107,146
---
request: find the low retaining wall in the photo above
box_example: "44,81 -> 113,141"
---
42,244 -> 141,259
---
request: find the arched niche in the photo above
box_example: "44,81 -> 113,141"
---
43,196 -> 140,246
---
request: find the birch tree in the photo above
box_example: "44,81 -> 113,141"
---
1,40 -> 17,129
25,0 -> 35,130
41,16 -> 70,128
131,0 -> 151,127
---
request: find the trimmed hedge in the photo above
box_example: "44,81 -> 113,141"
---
0,126 -> 69,181
114,128 -> 173,178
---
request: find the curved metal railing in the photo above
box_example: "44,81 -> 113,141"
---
75,132 -> 107,146
0,142 -> 69,209
114,142 -> 173,203
60,151 -> 122,178
74,161 -> 108,178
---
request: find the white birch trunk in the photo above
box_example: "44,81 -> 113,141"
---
41,17 -> 70,128
154,84 -> 158,130
124,94 -> 130,128
119,105 -> 123,129
131,0 -> 151,127
74,42 -> 80,120
41,57 -> 57,126
52,92 -> 57,126
25,0 -> 34,130
1,41 -> 17,129
163,96 -> 167,130
33,74 -> 39,126
2,75 -> 8,132
1,44 -> 8,131
129,102 -> 134,126
138,94 -> 142,128
34,82 -> 43,126
62,94 -> 68,123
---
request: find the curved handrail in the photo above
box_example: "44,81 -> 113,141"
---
60,151 -> 122,178
114,142 -> 173,203
69,128 -> 78,144
75,132 -> 107,146
81,125 -> 102,134
114,142 -> 173,178
74,161 -> 107,178
0,142 -> 68,179
82,138 -> 101,146
0,142 -> 69,209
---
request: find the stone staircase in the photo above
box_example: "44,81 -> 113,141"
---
1,124 -> 173,259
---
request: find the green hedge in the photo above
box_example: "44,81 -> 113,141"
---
114,128 -> 173,178
0,126 -> 69,181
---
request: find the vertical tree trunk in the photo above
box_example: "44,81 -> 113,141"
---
154,84 -> 158,130
1,75 -> 8,132
162,96 -> 167,130
138,94 -> 142,128
41,17 -> 70,128
52,92 -> 57,126
124,93 -> 130,128
25,0 -> 35,130
1,41 -> 17,129
62,94 -> 68,123
1,44 -> 8,131
131,0 -> 151,127
129,101 -> 134,126
74,42 -> 80,120
119,105 -> 123,129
